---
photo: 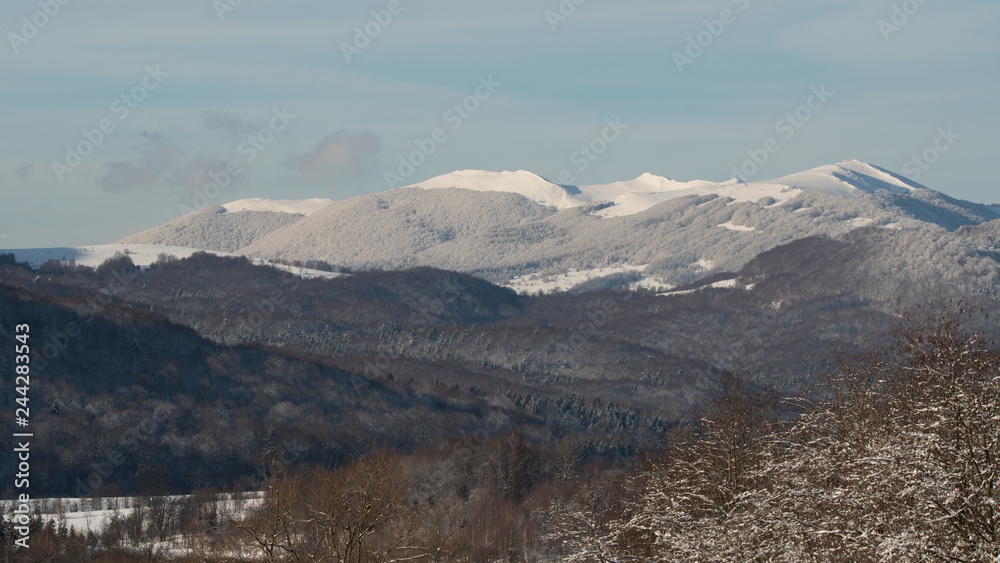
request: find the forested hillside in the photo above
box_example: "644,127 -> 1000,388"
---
1,224 -> 997,501
2,302 -> 996,561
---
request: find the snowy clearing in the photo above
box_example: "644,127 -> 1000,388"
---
718,221 -> 759,233
505,264 -> 647,295
658,277 -> 746,297
5,245 -> 344,280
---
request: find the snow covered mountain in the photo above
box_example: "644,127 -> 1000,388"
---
117,198 -> 332,252
103,160 -> 1000,293
405,160 -> 943,217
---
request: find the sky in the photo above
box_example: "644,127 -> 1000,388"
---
1,0 -> 998,248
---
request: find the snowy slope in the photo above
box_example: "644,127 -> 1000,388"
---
407,170 -> 587,210
766,160 -> 922,198
221,197 -> 332,215
116,205 -> 311,252
406,160 -> 927,218
407,170 -> 791,217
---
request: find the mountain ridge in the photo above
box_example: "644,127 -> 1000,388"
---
94,160 -> 1000,293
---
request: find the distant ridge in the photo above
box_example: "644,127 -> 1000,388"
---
404,160 -> 932,218
101,160 -> 1000,293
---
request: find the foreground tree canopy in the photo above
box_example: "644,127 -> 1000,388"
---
550,301 -> 998,562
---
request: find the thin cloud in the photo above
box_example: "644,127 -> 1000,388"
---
98,133 -> 179,193
203,110 -> 253,143
174,154 -> 246,192
98,132 -> 244,194
286,131 -> 382,181
14,163 -> 32,181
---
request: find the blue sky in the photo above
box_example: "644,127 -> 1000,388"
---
2,0 -> 998,247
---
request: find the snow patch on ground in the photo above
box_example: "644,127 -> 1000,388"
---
629,276 -> 674,292
849,217 -> 876,228
6,245 -> 344,279
709,278 -> 740,289
718,221 -> 759,233
4,494 -> 263,558
8,244 -> 234,268
657,277 -> 749,297
4,494 -> 262,536
505,264 -> 646,295
220,197 -> 333,216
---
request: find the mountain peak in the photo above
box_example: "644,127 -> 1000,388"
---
834,159 -> 922,188
635,172 -> 675,183
766,160 -> 924,199
220,197 -> 333,216
406,169 -> 585,209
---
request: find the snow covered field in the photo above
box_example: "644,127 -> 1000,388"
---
5,244 -> 344,279
505,264 -> 647,294
2,493 -> 261,536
